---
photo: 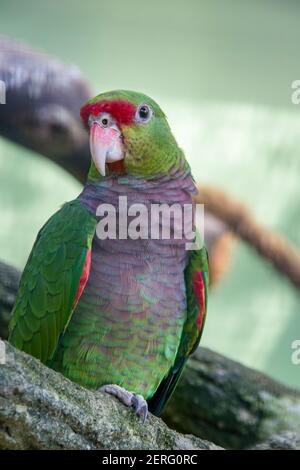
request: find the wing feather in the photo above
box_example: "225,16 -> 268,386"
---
9,200 -> 97,362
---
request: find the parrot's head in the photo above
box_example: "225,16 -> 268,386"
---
80,90 -> 189,180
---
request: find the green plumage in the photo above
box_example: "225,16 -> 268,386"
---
9,200 -> 97,362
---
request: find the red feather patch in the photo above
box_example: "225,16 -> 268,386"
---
80,100 -> 136,127
64,250 -> 92,332
68,249 -> 91,323
73,249 -> 91,309
63,249 -> 91,334
192,272 -> 206,330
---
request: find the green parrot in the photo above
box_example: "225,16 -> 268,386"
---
9,90 -> 209,421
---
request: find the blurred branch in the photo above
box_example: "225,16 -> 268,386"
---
195,184 -> 300,290
164,347 -> 300,449
0,35 -> 91,181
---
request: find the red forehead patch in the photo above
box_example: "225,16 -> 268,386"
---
80,100 -> 136,126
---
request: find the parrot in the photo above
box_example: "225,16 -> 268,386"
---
8,90 -> 209,422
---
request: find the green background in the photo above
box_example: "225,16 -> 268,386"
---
0,0 -> 300,387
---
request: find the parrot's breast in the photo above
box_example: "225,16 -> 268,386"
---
54,172 -> 196,398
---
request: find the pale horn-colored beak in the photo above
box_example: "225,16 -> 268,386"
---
90,122 -> 124,176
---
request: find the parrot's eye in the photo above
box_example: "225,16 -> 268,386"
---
101,117 -> 109,127
135,104 -> 153,124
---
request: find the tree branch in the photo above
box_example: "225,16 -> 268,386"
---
164,348 -> 300,449
195,184 -> 300,290
0,35 -> 91,181
0,340 -> 221,450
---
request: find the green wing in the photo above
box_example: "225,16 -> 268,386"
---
9,200 -> 97,363
148,244 -> 209,415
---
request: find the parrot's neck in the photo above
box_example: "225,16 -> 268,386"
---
79,166 -> 197,249
81,165 -> 197,212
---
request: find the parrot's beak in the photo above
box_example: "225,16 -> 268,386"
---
90,122 -> 124,176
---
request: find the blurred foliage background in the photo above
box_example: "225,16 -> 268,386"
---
0,0 -> 300,387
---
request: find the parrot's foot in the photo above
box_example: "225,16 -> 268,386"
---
98,384 -> 148,423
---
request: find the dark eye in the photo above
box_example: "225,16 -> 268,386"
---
135,104 -> 153,124
139,106 -> 149,119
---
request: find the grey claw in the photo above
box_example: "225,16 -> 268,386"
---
98,384 -> 148,423
131,394 -> 148,423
